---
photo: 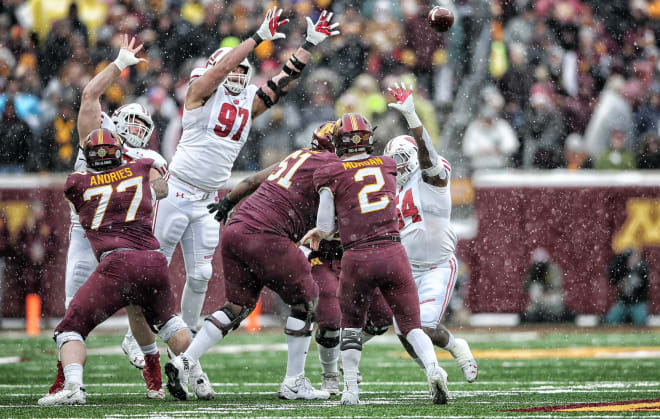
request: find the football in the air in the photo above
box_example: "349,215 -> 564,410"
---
427,6 -> 454,33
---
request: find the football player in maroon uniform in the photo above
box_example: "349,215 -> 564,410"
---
301,113 -> 450,405
37,129 -> 209,406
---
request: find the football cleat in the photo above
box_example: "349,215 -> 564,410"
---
321,372 -> 340,395
38,382 -> 86,406
340,388 -> 360,405
121,334 -> 145,369
428,366 -> 449,405
278,375 -> 330,400
190,363 -> 215,400
142,353 -> 165,399
165,355 -> 192,401
450,338 -> 478,383
48,360 -> 65,394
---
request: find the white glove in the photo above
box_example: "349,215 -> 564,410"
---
305,10 -> 340,46
255,6 -> 289,42
113,35 -> 145,71
387,82 -> 422,128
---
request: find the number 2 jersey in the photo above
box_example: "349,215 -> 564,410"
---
396,169 -> 457,267
64,159 -> 160,260
229,149 -> 339,242
313,155 -> 400,250
169,81 -> 259,192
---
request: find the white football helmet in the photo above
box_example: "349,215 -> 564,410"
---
384,135 -> 420,187
206,47 -> 253,94
111,103 -> 154,148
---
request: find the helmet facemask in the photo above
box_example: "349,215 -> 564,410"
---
112,104 -> 154,148
223,65 -> 251,94
391,148 -> 419,186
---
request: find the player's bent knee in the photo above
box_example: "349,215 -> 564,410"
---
55,331 -> 85,350
155,315 -> 188,343
340,328 -> 362,351
205,305 -> 250,336
284,300 -> 317,337
315,327 -> 340,348
364,322 -> 389,336
187,265 -> 211,294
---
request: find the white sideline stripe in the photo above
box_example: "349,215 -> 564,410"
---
0,356 -> 21,365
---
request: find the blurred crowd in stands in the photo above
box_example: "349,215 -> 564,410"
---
1,0 -> 660,174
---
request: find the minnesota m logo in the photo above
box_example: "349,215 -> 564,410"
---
612,199 -> 660,252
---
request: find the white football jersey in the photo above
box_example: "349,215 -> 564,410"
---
396,169 -> 457,267
169,84 -> 259,192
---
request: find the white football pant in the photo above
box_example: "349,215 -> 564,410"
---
64,223 -> 98,309
412,255 -> 458,328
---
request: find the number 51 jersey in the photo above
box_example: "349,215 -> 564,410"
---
64,159 -> 160,260
169,83 -> 259,192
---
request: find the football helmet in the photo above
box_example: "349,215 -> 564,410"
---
84,128 -> 123,170
206,47 -> 253,94
384,135 -> 419,186
111,103 -> 154,148
311,121 -> 336,152
332,113 -> 374,157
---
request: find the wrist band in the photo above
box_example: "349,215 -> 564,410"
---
422,165 -> 445,178
302,40 -> 315,51
251,33 -> 263,44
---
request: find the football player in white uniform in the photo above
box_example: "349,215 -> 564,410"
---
49,35 -> 214,401
384,83 -> 478,383
154,7 -> 339,332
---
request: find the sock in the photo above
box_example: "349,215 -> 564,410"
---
184,310 -> 230,362
63,363 -> 84,387
406,328 -> 439,372
285,316 -> 312,378
125,327 -> 134,340
140,342 -> 158,356
317,330 -> 340,374
181,281 -> 206,329
443,332 -> 456,352
340,347 -> 362,392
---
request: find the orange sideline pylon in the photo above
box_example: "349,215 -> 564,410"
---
26,293 -> 41,336
246,298 -> 261,332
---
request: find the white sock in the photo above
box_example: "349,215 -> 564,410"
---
181,281 -> 206,329
443,332 -> 456,352
340,347 -> 362,392
140,342 -> 158,356
285,316 -> 312,378
63,363 -> 84,387
317,330 -> 340,374
406,328 -> 439,372
125,328 -> 133,339
183,310 -> 229,362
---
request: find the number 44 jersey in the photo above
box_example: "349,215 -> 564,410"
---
64,159 -> 160,260
169,84 -> 259,191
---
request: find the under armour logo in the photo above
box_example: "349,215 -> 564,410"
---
233,100 -> 239,105
176,192 -> 184,198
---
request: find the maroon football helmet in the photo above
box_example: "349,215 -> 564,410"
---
84,128 -> 123,170
311,121 -> 336,152
332,113 -> 374,157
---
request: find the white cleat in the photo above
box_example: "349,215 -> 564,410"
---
190,364 -> 215,400
321,372 -> 340,395
38,382 -> 86,406
340,388 -> 360,405
428,366 -> 449,405
121,334 -> 145,369
450,338 -> 478,383
278,375 -> 330,400
165,355 -> 192,401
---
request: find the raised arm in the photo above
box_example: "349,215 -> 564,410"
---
206,162 -> 279,223
187,7 -> 289,110
77,35 -> 145,145
388,83 -> 449,187
252,10 -> 340,118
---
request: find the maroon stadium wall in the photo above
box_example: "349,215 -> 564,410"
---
0,172 -> 658,318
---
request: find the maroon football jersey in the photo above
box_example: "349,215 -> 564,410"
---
230,149 -> 339,241
65,159 -> 160,260
313,155 -> 399,249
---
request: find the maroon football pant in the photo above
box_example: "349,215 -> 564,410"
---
312,257 -> 392,330
222,223 -> 319,309
339,242 -> 420,336
56,250 -> 175,338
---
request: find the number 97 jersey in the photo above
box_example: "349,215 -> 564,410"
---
313,155 -> 400,250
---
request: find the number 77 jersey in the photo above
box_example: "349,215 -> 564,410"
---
313,155 -> 400,250
64,159 -> 160,261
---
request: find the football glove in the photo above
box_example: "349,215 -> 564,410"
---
305,10 -> 340,46
207,197 -> 236,223
387,82 -> 422,129
254,6 -> 289,42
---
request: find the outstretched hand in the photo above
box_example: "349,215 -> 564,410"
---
114,34 -> 147,70
387,82 -> 422,128
305,10 -> 340,46
255,6 -> 289,42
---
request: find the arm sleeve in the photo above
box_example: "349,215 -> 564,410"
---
74,148 -> 88,171
421,128 -> 440,167
316,188 -> 336,234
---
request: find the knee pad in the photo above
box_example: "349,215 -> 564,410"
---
205,306 -> 250,336
315,327 -> 340,348
155,315 -> 188,343
364,321 -> 389,337
340,328 -> 362,351
285,300 -> 317,337
187,273 -> 210,295
54,331 -> 85,350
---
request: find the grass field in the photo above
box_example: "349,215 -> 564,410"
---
1,326 -> 660,418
